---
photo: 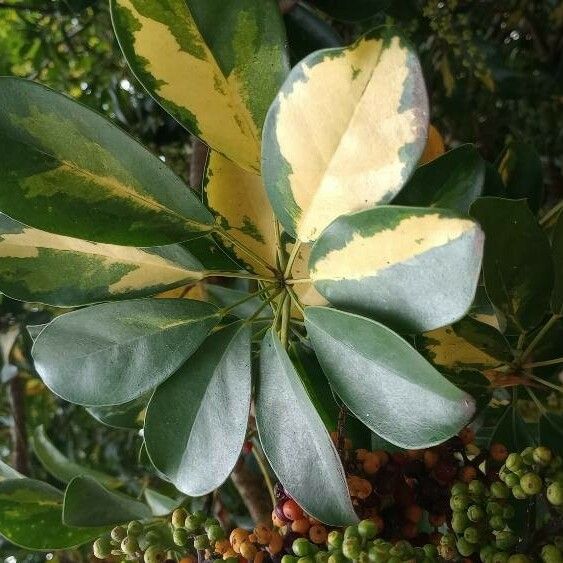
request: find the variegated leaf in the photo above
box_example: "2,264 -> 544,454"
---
0,214 -> 204,307
111,0 -> 289,172
419,317 -> 511,373
0,78 -> 213,246
204,152 -> 277,274
309,206 -> 484,333
262,28 -> 429,242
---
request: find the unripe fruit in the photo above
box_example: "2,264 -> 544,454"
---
489,515 -> 505,531
327,531 -> 343,551
468,479 -> 486,497
506,453 -> 523,472
464,526 -> 480,544
533,446 -> 553,466
451,512 -> 470,533
520,472 -> 543,495
480,545 -> 496,563
208,524 -> 226,542
185,514 -> 202,532
467,504 -> 485,522
111,526 -> 126,542
451,482 -> 468,496
491,482 -> 510,499
547,481 -> 563,506
502,505 -> 515,519
172,508 -> 188,529
240,542 -> 258,560
328,553 -> 346,563
492,553 -> 509,563
121,536 -> 139,556
358,519 -> 378,539
293,538 -> 314,557
344,525 -> 359,539
194,534 -> 210,550
495,531 -> 516,550
437,545 -> 456,560
204,517 -> 220,531
127,521 -> 143,537
144,545 -> 165,563
541,544 -> 562,563
93,537 -> 112,559
508,555 -> 530,563
456,538 -> 475,557
486,501 -> 503,515
173,528 -> 189,547
282,556 -> 298,563
315,552 -> 330,563
440,533 -> 456,548
342,538 -> 361,560
504,473 -> 520,488
423,544 -> 437,559
450,494 -> 470,511
512,485 -> 527,499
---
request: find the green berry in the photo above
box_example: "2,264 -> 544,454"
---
480,545 -> 496,563
297,558 -> 315,563
450,494 -> 470,511
467,504 -> 485,522
541,544 -> 562,563
185,514 -> 202,532
344,525 -> 360,539
294,538 -> 315,558
367,548 -> 387,563
520,472 -> 543,495
173,528 -> 189,547
145,530 -> 161,544
464,526 -> 480,544
207,524 -> 226,542
495,531 -> 516,550
121,536 -> 139,556
437,545 -> 456,561
492,553 -> 509,563
487,501 -> 503,515
328,553 -> 346,563
506,453 -> 523,472
451,482 -> 468,496
456,538 -> 475,557
390,541 -> 413,559
521,447 -> 534,465
327,531 -> 343,551
282,556 -> 299,563
423,544 -> 437,559
358,519 -> 378,539
111,526 -> 127,542
93,536 -> 112,559
512,485 -> 527,500
194,534 -> 210,550
342,538 -> 361,560
502,505 -> 515,519
489,515 -> 505,531
440,533 -> 456,548
548,481 -> 563,506
533,447 -> 553,466
508,555 -> 530,563
491,482 -> 510,499
144,545 -> 165,563
316,552 -> 330,563
468,480 -> 486,497
357,553 -> 370,563
172,508 -> 188,528
452,511 -> 470,533
504,473 -> 520,488
127,520 -> 143,537
204,517 -> 220,531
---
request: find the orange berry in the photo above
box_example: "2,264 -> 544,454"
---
373,450 -> 389,466
291,518 -> 310,534
271,510 -> 285,528
363,454 -> 381,475
223,550 -> 238,560
459,465 -> 478,483
347,475 -> 373,499
405,504 -> 423,524
253,524 -> 272,545
308,517 -> 320,526
248,534 -> 257,543
215,540 -> 231,555
424,449 -> 440,470
405,449 -> 424,460
309,524 -> 328,544
267,532 -> 283,555
490,443 -> 509,462
230,529 -> 250,553
254,552 -> 266,563
459,427 -> 475,446
356,449 -> 369,462
282,499 -> 303,521
240,542 -> 257,560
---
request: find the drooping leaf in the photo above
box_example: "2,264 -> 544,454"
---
0,461 -> 23,481
419,317 -> 511,373
32,425 -> 121,489
551,212 -> 563,314
309,206 -> 484,333
32,299 -> 220,406
256,330 -> 357,525
204,152 -> 277,274
145,324 -> 251,496
308,0 -> 389,22
262,27 -> 429,242
498,141 -> 544,213
470,197 -> 554,331
111,0 -> 289,172
304,307 -> 476,448
86,393 -> 149,430
0,214 -> 204,307
0,478 -> 105,549
144,489 -> 181,517
0,77 -> 213,246
63,476 -> 151,527
395,144 -> 485,213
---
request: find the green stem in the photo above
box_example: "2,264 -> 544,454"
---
203,271 -> 275,282
274,218 -> 286,272
280,293 -> 291,349
528,374 -> 563,394
220,285 -> 273,316
250,439 -> 275,509
286,285 -> 305,316
524,357 -> 563,369
286,277 -> 312,285
284,241 -> 302,279
519,314 -> 560,365
215,228 -> 277,274
273,292 -> 287,334
244,289 -> 283,325
526,387 -> 548,416
540,199 -> 563,227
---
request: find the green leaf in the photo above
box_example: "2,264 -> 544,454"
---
0,77 -> 213,246
145,324 -> 251,496
470,197 -> 554,331
394,144 -> 485,214
539,412 -> 563,453
0,213 -> 204,307
256,330 -> 357,525
482,162 -> 506,197
309,206 -> 484,333
32,299 -> 220,406
32,425 -> 121,489
262,27 -> 429,242
0,478 -> 105,549
0,460 -> 23,481
86,394 -> 148,430
419,316 -> 511,373
483,404 -> 536,451
551,212 -> 563,314
207,286 -> 270,320
63,476 -> 151,527
111,0 -> 289,172
144,488 -> 181,517
308,0 -> 389,22
498,141 -> 544,213
304,307 -> 476,448
27,323 -> 48,341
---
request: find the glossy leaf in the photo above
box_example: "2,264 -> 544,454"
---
419,317 -> 511,373
308,0 -> 389,22
471,197 -> 554,331
204,152 -> 277,274
395,144 -> 485,213
63,476 -> 151,527
309,206 -> 484,333
145,325 -> 251,496
144,489 -> 181,517
0,77 -> 213,246
304,307 -> 476,448
256,330 -> 357,525
111,0 -> 289,172
32,299 -> 220,406
0,478 -> 104,549
498,141 -> 544,212
32,425 -> 121,488
551,212 -> 563,314
262,27 -> 429,242
0,214 -> 204,307
86,394 -> 149,429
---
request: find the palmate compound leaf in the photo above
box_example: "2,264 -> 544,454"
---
0,77 -> 213,246
145,324 -> 251,496
262,27 -> 429,242
308,206 -> 484,333
304,307 -> 476,449
0,213 -> 205,307
32,299 -> 221,406
256,329 -> 358,526
111,0 -> 289,172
